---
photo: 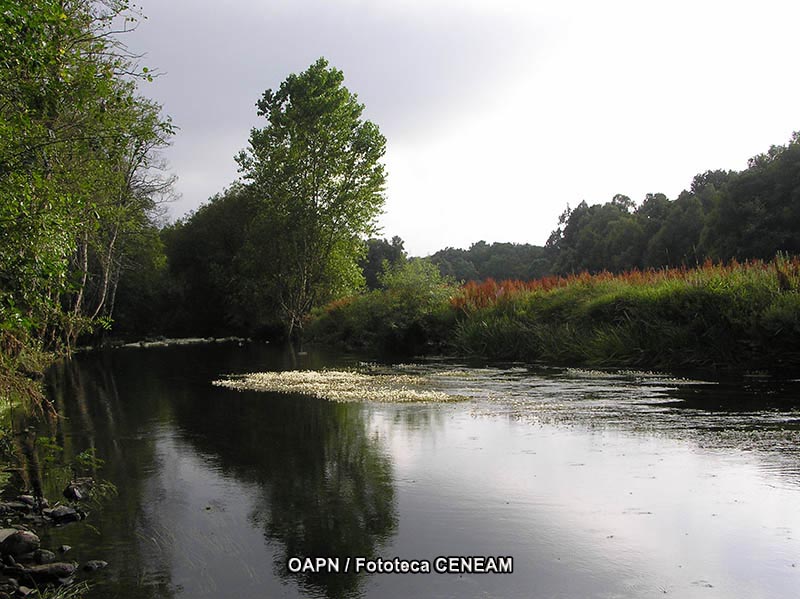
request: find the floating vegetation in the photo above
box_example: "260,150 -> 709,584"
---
213,369 -> 470,403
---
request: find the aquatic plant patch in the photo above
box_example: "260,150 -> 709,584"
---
213,369 -> 469,403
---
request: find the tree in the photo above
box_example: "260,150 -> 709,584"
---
360,236 -> 407,290
701,134 -> 800,260
429,241 -> 549,282
158,185 -> 259,336
548,199 -> 646,273
236,58 -> 387,339
1,0 -> 172,408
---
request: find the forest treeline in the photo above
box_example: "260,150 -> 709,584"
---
427,135 -> 800,281
547,138 -> 800,272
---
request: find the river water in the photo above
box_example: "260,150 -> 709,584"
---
39,342 -> 800,598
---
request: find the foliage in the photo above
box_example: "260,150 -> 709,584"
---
702,134 -> 800,260
0,330 -> 52,408
0,0 -> 172,402
40,582 -> 91,599
35,435 -> 63,467
546,133 -> 800,274
153,58 -> 391,338
307,259 -> 455,354
153,184 -> 261,336
360,236 -> 407,289
429,241 -> 549,282
236,57 -> 387,339
74,447 -> 105,473
108,222 -> 172,337
452,256 -> 800,370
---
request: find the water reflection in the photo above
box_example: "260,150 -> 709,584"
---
27,345 -> 800,598
168,388 -> 398,598
43,353 -> 176,599
40,345 -> 399,599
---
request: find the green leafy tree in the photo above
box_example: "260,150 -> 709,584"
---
0,0 -> 172,402
429,241 -> 549,282
360,236 -> 406,289
548,199 -> 646,273
643,191 -> 705,267
701,135 -> 800,260
236,58 -> 387,339
158,185 -> 259,335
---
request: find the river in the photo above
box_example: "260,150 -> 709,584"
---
38,341 -> 800,598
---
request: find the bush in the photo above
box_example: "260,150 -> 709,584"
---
307,259 -> 456,354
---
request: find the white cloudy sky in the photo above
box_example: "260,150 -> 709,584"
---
127,0 -> 799,256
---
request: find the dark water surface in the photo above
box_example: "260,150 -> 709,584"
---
40,343 -> 800,598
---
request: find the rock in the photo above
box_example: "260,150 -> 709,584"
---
62,485 -> 83,502
0,503 -> 29,516
19,562 -> 77,584
0,531 -> 39,557
83,560 -> 108,572
58,545 -> 71,554
43,505 -> 82,525
14,496 -> 47,510
33,550 -> 55,565
16,586 -> 34,597
19,513 -> 47,527
0,531 -> 17,546
63,478 -> 94,502
0,574 -> 17,593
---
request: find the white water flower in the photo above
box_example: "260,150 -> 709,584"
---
212,369 -> 468,403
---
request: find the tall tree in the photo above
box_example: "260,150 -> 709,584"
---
236,58 -> 387,338
0,0 -> 172,401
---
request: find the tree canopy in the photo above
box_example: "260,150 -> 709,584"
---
546,133 -> 800,274
235,58 -> 387,338
429,241 -> 549,282
144,59 -> 388,340
360,236 -> 407,290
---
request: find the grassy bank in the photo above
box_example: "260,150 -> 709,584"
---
307,256 -> 800,371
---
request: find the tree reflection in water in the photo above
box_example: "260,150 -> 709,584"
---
169,387 -> 398,599
37,344 -> 400,599
43,353 -> 177,599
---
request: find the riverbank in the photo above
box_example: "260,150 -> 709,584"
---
307,256 -> 800,372
0,480 -> 108,598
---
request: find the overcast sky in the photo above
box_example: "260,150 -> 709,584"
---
127,0 -> 800,256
